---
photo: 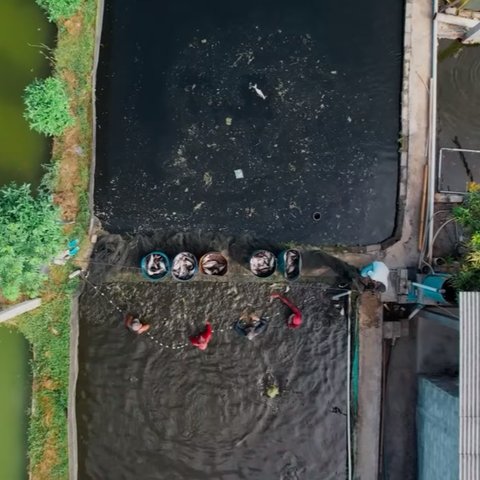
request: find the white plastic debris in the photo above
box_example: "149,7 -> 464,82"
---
249,83 -> 267,100
330,70 -> 337,75
68,269 -> 82,279
225,117 -> 232,126
234,169 -> 244,179
347,116 -> 352,123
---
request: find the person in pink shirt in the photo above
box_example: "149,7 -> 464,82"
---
270,294 -> 302,328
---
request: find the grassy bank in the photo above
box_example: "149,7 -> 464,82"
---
12,0 -> 98,478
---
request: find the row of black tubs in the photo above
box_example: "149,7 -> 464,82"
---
141,249 -> 302,281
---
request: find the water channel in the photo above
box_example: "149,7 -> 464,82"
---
0,0 -> 53,478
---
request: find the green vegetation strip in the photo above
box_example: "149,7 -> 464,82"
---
0,0 -> 97,478
453,183 -> 480,290
15,287 -> 75,479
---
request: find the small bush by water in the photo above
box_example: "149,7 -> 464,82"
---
453,183 -> 480,290
24,77 -> 74,137
0,183 -> 65,301
35,0 -> 81,22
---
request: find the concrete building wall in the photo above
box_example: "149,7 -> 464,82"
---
417,376 -> 459,480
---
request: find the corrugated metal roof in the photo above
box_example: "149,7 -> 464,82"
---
460,292 -> 480,480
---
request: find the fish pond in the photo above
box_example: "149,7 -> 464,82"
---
77,280 -> 349,479
94,0 -> 404,245
76,233 -> 354,479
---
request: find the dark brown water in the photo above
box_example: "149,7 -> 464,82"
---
77,280 -> 348,479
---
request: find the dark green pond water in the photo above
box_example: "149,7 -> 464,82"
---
0,1 -> 53,478
0,327 -> 31,480
0,0 -> 53,185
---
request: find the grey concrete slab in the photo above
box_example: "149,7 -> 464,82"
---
356,292 -> 383,480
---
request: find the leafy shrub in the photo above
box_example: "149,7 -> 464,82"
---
35,0 -> 82,22
0,184 -> 65,301
24,77 -> 74,137
453,183 -> 480,291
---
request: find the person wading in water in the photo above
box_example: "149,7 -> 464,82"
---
124,314 -> 150,334
233,311 -> 269,340
270,293 -> 303,328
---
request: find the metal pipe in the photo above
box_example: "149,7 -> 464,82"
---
411,281 -> 443,294
346,292 -> 353,480
418,164 -> 429,251
427,0 -> 439,262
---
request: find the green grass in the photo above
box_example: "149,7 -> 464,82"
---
15,283 -> 76,478
35,0 -> 82,22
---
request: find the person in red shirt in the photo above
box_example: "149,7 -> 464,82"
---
270,293 -> 302,328
189,322 -> 213,350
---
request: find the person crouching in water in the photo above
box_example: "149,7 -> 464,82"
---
234,311 -> 268,340
270,293 -> 302,328
125,313 -> 150,334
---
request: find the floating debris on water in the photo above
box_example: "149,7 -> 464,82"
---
250,250 -> 276,278
225,116 -> 232,126
234,169 -> 244,179
200,252 -> 228,276
266,384 -> 280,398
249,82 -> 267,100
172,252 -> 197,281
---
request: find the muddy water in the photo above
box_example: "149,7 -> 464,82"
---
95,0 -> 403,244
0,0 -> 53,184
77,281 -> 348,479
437,40 -> 480,191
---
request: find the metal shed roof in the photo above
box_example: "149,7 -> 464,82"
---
460,292 -> 480,480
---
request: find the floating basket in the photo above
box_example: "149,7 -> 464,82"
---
140,251 -> 170,281
249,250 -> 276,278
171,252 -> 198,281
277,249 -> 302,281
199,252 -> 228,276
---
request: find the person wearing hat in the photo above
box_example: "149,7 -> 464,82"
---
360,260 -> 389,293
233,312 -> 269,340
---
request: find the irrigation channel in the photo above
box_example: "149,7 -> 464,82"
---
0,1 -> 54,479
94,0 -> 404,245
